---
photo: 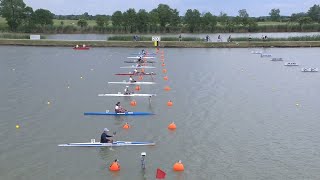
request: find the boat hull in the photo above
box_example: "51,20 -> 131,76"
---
84,112 -> 154,115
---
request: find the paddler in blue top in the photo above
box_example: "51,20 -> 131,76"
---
100,128 -> 114,143
115,102 -> 127,113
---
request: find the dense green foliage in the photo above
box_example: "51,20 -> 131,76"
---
0,0 -> 319,33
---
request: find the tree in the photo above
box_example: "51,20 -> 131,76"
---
170,9 -> 180,27
269,8 -> 280,21
153,4 -> 178,30
218,12 -> 228,26
238,9 -> 250,26
298,17 -> 312,26
149,9 -> 159,32
291,12 -> 307,22
122,8 -> 137,33
201,12 -> 217,32
136,9 -> 149,33
0,0 -> 27,31
111,11 -> 123,27
60,21 -> 64,26
307,4 -> 320,22
96,15 -> 108,29
184,9 -> 201,32
77,19 -> 88,28
33,9 -> 54,26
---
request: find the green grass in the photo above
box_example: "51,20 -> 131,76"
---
0,33 -> 30,39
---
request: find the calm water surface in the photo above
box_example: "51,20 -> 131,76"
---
0,46 -> 320,180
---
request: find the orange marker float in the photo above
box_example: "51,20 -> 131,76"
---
173,160 -> 184,171
168,122 -> 176,130
130,100 -> 137,107
109,159 -> 120,171
167,100 -> 173,107
123,123 -> 131,129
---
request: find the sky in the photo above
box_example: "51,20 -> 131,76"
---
24,0 -> 319,17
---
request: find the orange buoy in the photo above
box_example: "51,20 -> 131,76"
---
163,76 -> 168,81
130,100 -> 137,107
138,75 -> 143,80
162,69 -> 167,73
141,68 -> 145,73
109,160 -> 120,171
135,85 -> 141,91
123,123 -> 131,129
167,100 -> 173,107
173,160 -> 184,171
161,63 -> 166,67
164,86 -> 171,91
168,122 -> 176,130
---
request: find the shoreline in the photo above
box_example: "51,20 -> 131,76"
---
0,39 -> 320,48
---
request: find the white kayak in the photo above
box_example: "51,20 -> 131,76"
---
271,58 -> 283,61
301,68 -> 318,72
127,56 -> 155,59
108,81 -> 156,85
261,54 -> 272,57
58,139 -> 155,147
120,66 -> 156,69
98,93 -> 156,97
284,62 -> 299,66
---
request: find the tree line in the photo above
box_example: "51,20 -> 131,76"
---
0,0 -> 319,33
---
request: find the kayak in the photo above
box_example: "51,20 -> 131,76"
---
58,140 -> 155,147
261,54 -> 272,57
131,53 -> 156,55
115,72 -> 156,76
301,68 -> 318,72
73,47 -> 90,50
108,82 -> 156,85
124,60 -> 156,63
271,58 -> 283,61
284,62 -> 299,66
120,66 -> 156,69
127,56 -> 155,59
98,93 -> 156,97
84,112 -> 154,115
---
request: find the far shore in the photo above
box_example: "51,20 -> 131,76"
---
0,39 -> 320,48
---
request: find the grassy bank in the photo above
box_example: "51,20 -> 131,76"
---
1,39 -> 320,48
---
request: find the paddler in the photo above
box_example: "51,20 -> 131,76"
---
115,102 -> 127,113
124,86 -> 131,95
100,128 -> 114,143
137,57 -> 143,63
133,69 -> 138,74
76,44 -> 79,48
141,49 -> 146,55
129,76 -> 136,83
83,44 -> 86,47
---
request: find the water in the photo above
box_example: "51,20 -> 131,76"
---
44,32 -> 320,41
0,46 -> 320,180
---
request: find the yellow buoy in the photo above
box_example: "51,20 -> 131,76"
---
47,101 -> 51,105
16,125 -> 20,129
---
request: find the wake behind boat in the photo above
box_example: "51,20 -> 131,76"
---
58,139 -> 155,147
98,93 -> 156,97
108,81 -> 156,85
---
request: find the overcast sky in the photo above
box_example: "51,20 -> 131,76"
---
24,0 -> 319,17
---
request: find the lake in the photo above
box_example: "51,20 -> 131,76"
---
0,46 -> 320,180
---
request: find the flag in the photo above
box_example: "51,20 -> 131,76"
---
156,168 -> 166,179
